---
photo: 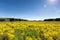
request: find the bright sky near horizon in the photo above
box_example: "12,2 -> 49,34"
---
0,0 -> 60,20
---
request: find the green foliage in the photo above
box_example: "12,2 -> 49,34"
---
25,27 -> 37,37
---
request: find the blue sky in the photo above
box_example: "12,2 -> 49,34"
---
0,0 -> 60,20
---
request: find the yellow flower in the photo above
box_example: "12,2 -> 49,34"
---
50,31 -> 58,36
52,31 -> 58,35
21,32 -> 25,36
26,36 -> 33,40
6,33 -> 15,39
44,33 -> 49,38
0,30 -> 3,35
47,37 -> 53,40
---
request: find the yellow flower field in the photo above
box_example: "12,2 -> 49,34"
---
0,21 -> 60,40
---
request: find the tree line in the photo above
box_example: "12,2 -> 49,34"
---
44,18 -> 60,21
0,18 -> 60,21
0,18 -> 28,21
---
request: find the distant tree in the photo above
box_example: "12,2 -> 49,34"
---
0,18 -> 5,21
55,18 -> 60,21
44,19 -> 54,21
5,18 -> 10,21
44,18 -> 60,21
0,18 -> 28,21
9,18 -> 15,21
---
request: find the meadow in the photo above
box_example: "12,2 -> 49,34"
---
0,21 -> 60,40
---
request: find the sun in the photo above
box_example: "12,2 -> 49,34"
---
49,0 -> 56,2
48,0 -> 57,5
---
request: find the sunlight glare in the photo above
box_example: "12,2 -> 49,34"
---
48,0 -> 57,5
